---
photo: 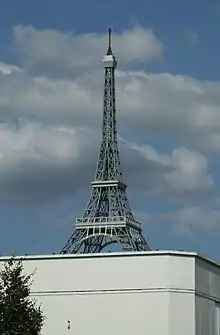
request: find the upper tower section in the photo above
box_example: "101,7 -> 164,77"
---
102,28 -> 117,69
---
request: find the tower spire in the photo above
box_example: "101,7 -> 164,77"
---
61,30 -> 150,254
107,28 -> 113,55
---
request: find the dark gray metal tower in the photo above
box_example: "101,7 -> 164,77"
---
61,29 -> 150,254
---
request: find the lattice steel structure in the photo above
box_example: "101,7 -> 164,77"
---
61,29 -> 150,254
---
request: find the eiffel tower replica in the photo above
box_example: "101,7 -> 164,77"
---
61,29 -> 150,254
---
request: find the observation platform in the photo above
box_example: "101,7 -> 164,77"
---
75,216 -> 141,230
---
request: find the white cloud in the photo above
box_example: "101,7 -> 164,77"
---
124,140 -> 212,195
164,147 -> 212,192
0,24 -> 219,206
0,121 -> 97,202
117,71 -> 220,145
0,61 -> 21,75
13,25 -> 164,77
160,206 -> 220,236
0,117 -> 212,202
2,64 -> 220,154
0,26 -> 219,147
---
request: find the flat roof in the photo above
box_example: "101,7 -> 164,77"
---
0,250 -> 219,269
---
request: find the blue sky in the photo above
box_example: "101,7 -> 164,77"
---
0,0 -> 220,261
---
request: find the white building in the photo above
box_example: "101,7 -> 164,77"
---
1,250 -> 220,335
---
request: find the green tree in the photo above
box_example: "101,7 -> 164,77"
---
0,257 -> 45,335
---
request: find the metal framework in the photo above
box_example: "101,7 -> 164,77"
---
61,29 -> 150,254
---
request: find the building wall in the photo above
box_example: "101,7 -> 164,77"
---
195,257 -> 220,335
21,253 -> 173,335
1,251 -> 220,335
39,291 -> 170,335
169,291 -> 195,335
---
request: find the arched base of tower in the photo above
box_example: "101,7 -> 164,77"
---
60,224 -> 150,254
